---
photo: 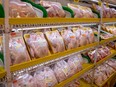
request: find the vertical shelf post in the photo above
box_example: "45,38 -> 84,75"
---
2,0 -> 12,87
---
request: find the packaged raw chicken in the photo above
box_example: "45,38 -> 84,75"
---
68,3 -> 94,18
24,32 -> 50,58
86,27 -> 95,44
72,27 -> 81,47
67,54 -> 82,75
61,29 -> 78,50
92,4 -> 116,18
38,1 -> 66,17
100,33 -> 113,40
73,26 -> 94,46
9,0 -> 37,18
45,30 -> 65,53
53,60 -> 71,82
13,73 -> 37,87
34,67 -> 58,87
9,32 -> 30,65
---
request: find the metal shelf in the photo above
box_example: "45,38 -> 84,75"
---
10,37 -> 116,72
54,49 -> 116,87
10,42 -> 98,72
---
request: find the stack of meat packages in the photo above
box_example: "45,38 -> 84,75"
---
102,25 -> 116,36
82,58 -> 116,86
92,4 -> 116,18
12,53 -> 83,87
102,0 -> 116,4
87,46 -> 111,62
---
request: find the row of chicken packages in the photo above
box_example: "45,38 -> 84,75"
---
82,45 -> 111,63
102,25 -> 116,35
92,3 -> 116,18
12,53 -> 84,87
102,0 -> 116,4
0,26 -> 95,66
81,58 -> 116,86
8,0 -> 116,18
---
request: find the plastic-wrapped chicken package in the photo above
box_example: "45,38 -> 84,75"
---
88,46 -> 110,62
66,79 -> 80,87
86,27 -> 95,44
38,1 -> 66,17
13,73 -> 37,87
9,0 -> 37,18
93,4 -> 116,18
107,42 -> 116,49
72,27 -> 81,47
102,0 -> 116,4
9,32 -> 30,65
34,67 -> 58,87
106,59 -> 116,70
61,29 -> 78,50
68,3 -> 94,18
53,60 -> 71,82
100,33 -> 113,40
67,54 -> 83,75
24,32 -> 50,58
105,26 -> 116,35
45,30 -> 65,53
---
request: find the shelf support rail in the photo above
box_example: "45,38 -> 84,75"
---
2,0 -> 12,87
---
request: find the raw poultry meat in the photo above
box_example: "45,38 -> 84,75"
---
34,67 -> 58,87
13,73 -> 37,87
53,60 -> 71,82
102,0 -> 116,4
86,27 -> 95,44
82,59 -> 116,86
73,26 -> 90,46
72,27 -> 81,47
61,29 -> 78,50
68,3 -> 94,18
45,30 -> 65,53
67,54 -> 82,75
93,4 -> 116,18
9,32 -> 30,65
24,32 -> 50,58
100,33 -> 113,39
9,0 -> 37,18
87,46 -> 111,62
38,1 -> 66,17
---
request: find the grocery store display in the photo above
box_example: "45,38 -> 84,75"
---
82,58 -> 116,86
12,53 -> 83,87
0,0 -> 116,87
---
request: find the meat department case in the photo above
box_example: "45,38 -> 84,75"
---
0,0 -> 116,87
